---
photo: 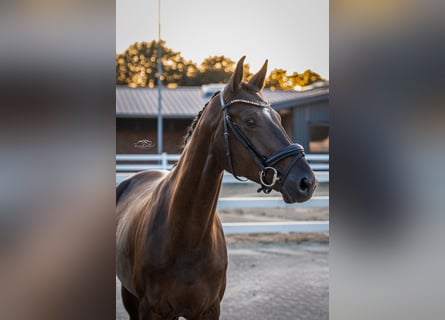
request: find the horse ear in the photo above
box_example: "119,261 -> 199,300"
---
248,59 -> 268,91
228,56 -> 246,92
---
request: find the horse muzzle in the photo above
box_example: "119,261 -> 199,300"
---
280,168 -> 318,203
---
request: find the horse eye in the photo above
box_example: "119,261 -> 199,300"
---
244,118 -> 255,127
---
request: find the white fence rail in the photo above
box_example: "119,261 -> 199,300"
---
116,153 -> 181,171
223,221 -> 329,234
116,153 -> 329,183
217,196 -> 328,209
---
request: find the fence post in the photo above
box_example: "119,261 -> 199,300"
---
161,152 -> 168,170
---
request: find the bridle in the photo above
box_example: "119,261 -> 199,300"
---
219,88 -> 306,194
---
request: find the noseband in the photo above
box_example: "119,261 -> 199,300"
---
219,89 -> 305,194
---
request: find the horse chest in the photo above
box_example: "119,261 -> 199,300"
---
144,246 -> 227,293
147,247 -> 226,283
145,257 -> 226,316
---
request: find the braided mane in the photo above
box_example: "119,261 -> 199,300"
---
183,91 -> 220,148
183,103 -> 208,147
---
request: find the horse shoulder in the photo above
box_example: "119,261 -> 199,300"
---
116,170 -> 170,292
116,169 -> 170,240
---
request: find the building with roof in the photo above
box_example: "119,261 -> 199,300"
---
116,85 -> 329,154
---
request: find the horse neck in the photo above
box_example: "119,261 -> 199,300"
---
166,112 -> 224,247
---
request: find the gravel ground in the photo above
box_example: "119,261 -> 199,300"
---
116,241 -> 328,320
221,241 -> 329,320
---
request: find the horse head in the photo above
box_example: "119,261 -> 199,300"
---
210,56 -> 318,203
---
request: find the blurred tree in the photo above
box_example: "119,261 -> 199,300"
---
265,68 -> 323,90
198,56 -> 235,84
243,63 -> 254,82
289,69 -> 323,88
116,41 -> 325,89
265,68 -> 288,90
115,40 -> 199,87
116,53 -> 128,85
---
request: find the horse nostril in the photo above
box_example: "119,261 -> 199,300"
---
299,178 -> 310,192
299,177 -> 316,193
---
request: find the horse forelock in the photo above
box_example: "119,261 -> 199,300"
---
240,82 -> 258,93
240,82 -> 267,102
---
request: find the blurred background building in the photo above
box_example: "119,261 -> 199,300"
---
116,82 -> 329,154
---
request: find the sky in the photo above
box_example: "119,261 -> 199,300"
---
116,0 -> 329,78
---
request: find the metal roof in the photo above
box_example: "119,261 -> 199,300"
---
116,85 -> 328,118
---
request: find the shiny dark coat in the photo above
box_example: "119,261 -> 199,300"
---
116,57 -> 317,319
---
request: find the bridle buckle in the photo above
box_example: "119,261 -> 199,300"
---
259,167 -> 279,188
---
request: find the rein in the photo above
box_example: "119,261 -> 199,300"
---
219,88 -> 305,194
